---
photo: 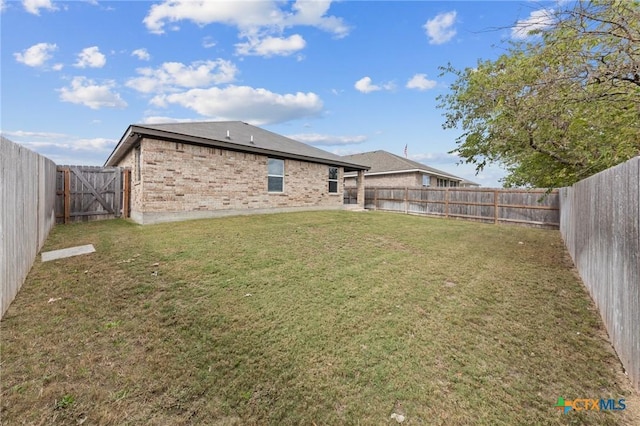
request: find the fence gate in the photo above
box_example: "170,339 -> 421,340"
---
55,166 -> 130,224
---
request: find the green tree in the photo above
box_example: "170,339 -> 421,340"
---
438,0 -> 640,187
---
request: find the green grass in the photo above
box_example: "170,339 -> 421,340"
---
1,211 -> 637,425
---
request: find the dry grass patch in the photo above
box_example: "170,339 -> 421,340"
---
1,211 -> 637,425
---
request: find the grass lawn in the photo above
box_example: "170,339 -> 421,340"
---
1,211 -> 637,425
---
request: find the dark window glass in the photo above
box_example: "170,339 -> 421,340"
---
328,167 -> 338,193
268,158 -> 284,192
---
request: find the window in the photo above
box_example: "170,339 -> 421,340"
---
134,145 -> 141,182
422,175 -> 431,187
268,158 -> 284,192
328,167 -> 338,193
437,178 -> 448,187
450,180 -> 458,188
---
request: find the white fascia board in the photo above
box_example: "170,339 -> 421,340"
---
344,169 -> 462,181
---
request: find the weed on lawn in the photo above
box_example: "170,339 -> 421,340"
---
1,211 -> 637,425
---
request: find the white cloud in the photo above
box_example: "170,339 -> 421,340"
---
14,42 -> 57,67
73,138 -> 116,150
355,77 -> 377,93
143,0 -> 348,57
424,11 -> 457,45
150,85 -> 323,125
287,0 -> 349,38
411,152 -> 460,164
5,130 -> 116,155
202,36 -> 216,48
511,9 -> 555,39
132,48 -> 151,61
20,138 -> 115,151
3,130 -> 68,139
354,76 -> 395,94
74,46 -> 106,68
236,34 -> 306,57
406,74 -> 437,91
58,77 -> 127,109
23,0 -> 56,15
144,0 -> 348,35
144,0 -> 276,34
141,116 -> 199,124
287,133 -> 367,146
126,60 -> 238,94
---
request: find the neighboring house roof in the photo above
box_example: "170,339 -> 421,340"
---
342,150 -> 464,181
104,121 -> 369,172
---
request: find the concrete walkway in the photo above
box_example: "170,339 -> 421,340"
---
41,244 -> 95,262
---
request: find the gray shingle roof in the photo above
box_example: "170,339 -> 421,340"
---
105,121 -> 369,171
342,150 -> 464,180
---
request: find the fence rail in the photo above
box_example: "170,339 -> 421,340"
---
345,186 -> 559,228
559,156 -> 640,390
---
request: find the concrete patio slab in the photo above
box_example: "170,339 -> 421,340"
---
41,244 -> 96,262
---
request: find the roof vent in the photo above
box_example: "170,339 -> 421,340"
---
250,135 -> 254,144
226,130 -> 230,139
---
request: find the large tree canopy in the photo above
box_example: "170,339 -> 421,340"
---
438,0 -> 640,188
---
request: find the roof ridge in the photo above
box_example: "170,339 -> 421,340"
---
342,149 -> 464,180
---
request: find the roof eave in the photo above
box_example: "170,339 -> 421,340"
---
105,125 -> 369,171
104,125 -> 141,167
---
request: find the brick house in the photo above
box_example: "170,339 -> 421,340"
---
105,121 -> 368,224
342,150 -> 477,188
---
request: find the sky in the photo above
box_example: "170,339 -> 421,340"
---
1,0 -> 557,187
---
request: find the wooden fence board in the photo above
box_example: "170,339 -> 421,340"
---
345,186 -> 559,228
1,137 -> 56,318
560,156 -> 640,390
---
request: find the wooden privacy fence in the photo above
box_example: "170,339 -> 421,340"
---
559,156 -> 640,390
1,136 -> 57,318
345,186 -> 559,228
56,166 -> 130,224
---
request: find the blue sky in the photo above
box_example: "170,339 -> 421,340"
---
1,0 -> 557,187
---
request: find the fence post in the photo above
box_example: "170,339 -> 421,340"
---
494,190 -> 498,224
445,188 -> 449,218
404,187 -> 408,214
122,169 -> 130,218
63,168 -> 71,224
374,188 -> 378,211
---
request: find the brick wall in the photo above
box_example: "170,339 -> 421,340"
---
118,138 -> 344,223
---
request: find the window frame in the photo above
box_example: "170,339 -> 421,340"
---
328,166 -> 339,193
267,158 -> 285,193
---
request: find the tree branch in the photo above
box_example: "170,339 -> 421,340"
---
528,134 -> 585,168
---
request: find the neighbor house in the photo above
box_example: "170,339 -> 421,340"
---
459,179 -> 481,188
342,150 -> 475,188
105,121 -> 368,224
